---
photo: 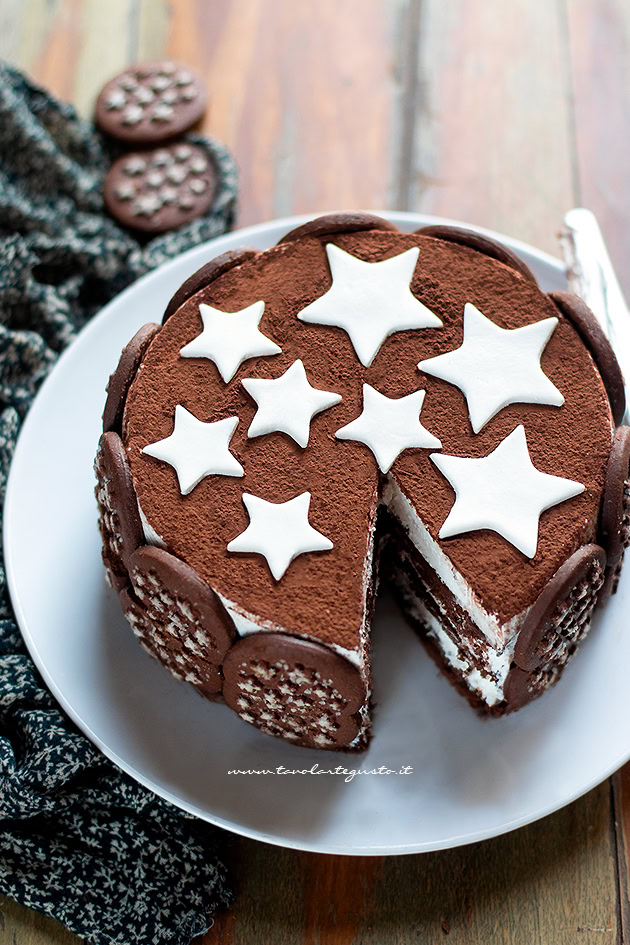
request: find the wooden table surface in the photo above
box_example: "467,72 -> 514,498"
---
1,1 -> 630,943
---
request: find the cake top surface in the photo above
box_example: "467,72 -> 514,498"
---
123,227 -> 613,652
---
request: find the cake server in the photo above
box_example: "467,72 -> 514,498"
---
559,207 -> 630,423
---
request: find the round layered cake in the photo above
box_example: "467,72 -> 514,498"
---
95,212 -> 628,751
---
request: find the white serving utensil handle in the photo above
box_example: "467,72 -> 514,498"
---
560,207 -> 630,423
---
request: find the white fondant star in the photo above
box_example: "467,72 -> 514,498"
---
430,425 -> 584,558
227,491 -> 333,580
132,193 -> 162,217
142,405 -> 244,495
122,103 -> 143,125
336,384 -> 441,473
104,89 -> 126,110
418,303 -> 564,433
180,301 -> 281,383
151,103 -> 175,123
297,243 -> 442,367
241,359 -> 341,448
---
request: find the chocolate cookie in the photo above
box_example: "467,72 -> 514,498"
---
103,323 -> 160,434
162,249 -> 259,323
104,144 -> 216,234
415,225 -> 537,285
119,588 -> 223,696
278,212 -> 398,244
512,544 -> 606,673
599,426 -> 630,600
94,432 -> 143,580
503,665 -> 539,711
128,546 -> 235,667
95,61 -> 206,144
548,291 -> 626,425
222,632 -> 366,749
102,549 -> 130,595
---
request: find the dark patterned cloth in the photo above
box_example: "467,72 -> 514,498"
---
0,63 -> 236,944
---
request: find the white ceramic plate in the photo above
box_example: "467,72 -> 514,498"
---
5,212 -> 630,856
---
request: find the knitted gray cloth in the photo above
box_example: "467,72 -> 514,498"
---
0,62 -> 237,944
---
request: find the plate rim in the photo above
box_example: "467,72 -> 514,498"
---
6,210 -> 628,856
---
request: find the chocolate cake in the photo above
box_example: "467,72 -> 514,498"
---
95,212 -> 628,751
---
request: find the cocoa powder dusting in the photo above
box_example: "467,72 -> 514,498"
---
124,231 -> 613,648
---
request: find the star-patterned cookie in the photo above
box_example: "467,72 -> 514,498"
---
142,405 -> 243,495
227,492 -> 333,580
336,384 -> 441,473
180,300 -> 281,383
418,303 -> 564,433
430,425 -> 585,557
298,243 -> 442,367
241,359 -> 341,447
104,143 -> 215,234
95,61 -> 207,144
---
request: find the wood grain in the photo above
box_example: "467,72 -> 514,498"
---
205,782 -> 617,944
568,0 -> 630,924
164,0 -> 397,224
566,0 -> 630,297
0,895 -> 78,945
612,765 -> 630,943
408,0 -> 575,255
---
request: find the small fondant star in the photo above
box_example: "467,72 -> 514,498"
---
123,157 -> 147,176
298,243 -> 442,367
104,89 -> 126,110
227,491 -> 333,580
167,164 -> 187,184
241,359 -> 341,447
418,303 -> 564,433
132,193 -> 162,217
336,384 -> 441,473
151,103 -> 175,123
430,425 -> 584,558
142,404 -> 244,495
134,86 -> 155,105
114,181 -> 136,201
180,301 -> 281,383
121,103 -> 144,125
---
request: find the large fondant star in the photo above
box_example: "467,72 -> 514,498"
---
180,300 -> 281,383
418,303 -> 564,433
336,384 -> 441,473
242,359 -> 341,448
297,243 -> 442,367
142,405 -> 244,495
430,425 -> 584,558
227,491 -> 333,580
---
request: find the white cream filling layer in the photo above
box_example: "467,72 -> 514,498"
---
405,592 -> 515,706
215,591 -> 364,669
382,477 -> 528,649
137,500 -> 167,549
